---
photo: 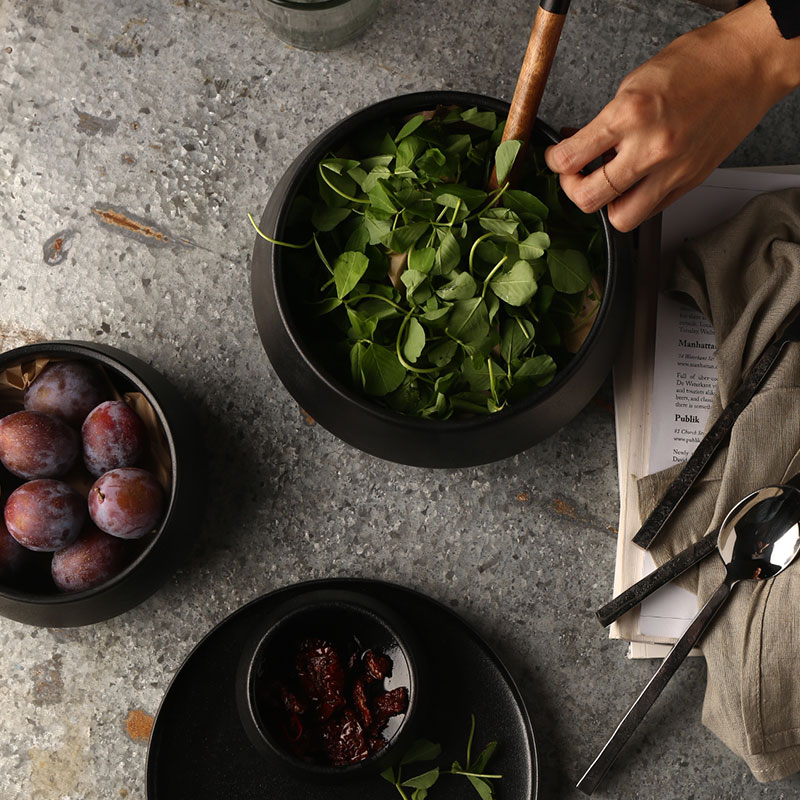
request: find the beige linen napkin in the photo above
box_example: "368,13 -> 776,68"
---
636,187 -> 800,782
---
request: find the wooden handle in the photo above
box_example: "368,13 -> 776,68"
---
489,2 -> 569,190
504,6 -> 566,144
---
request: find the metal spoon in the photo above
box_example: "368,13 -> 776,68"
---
577,481 -> 800,795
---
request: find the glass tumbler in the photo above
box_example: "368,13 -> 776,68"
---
255,0 -> 382,51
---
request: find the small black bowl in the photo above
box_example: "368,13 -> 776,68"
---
251,90 -> 632,468
235,588 -> 424,779
0,340 -> 203,627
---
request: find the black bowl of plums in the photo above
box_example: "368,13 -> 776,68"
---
236,589 -> 424,780
0,341 -> 202,627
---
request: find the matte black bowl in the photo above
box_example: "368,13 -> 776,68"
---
235,588 -> 424,779
251,91 -> 632,468
0,341 -> 203,627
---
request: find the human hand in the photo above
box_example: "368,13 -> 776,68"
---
544,0 -> 800,232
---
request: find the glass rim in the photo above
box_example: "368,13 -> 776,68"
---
262,0 -> 359,10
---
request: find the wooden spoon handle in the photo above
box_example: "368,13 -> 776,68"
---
490,0 -> 570,190
504,2 -> 568,144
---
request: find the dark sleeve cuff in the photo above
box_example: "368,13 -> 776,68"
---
767,0 -> 800,39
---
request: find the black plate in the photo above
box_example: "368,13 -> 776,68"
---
146,578 -> 538,799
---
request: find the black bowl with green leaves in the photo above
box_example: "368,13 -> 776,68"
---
251,91 -> 631,467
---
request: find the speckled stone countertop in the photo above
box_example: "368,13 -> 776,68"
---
2,1 -> 800,798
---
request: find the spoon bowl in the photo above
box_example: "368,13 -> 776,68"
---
718,484 -> 800,582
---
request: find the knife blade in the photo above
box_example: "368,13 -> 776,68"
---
631,308 -> 800,550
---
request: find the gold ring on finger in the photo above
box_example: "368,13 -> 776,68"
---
602,162 -> 623,198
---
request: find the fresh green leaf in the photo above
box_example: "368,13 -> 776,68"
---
537,283 -> 556,313
547,248 -> 592,293
380,766 -> 395,784
485,290 -> 500,323
489,260 -> 537,306
514,354 -> 557,386
401,269 -> 432,305
434,230 -> 461,274
495,139 -> 522,185
447,298 -> 489,345
333,251 -> 370,299
478,211 -> 520,238
499,318 -> 535,362
346,307 -> 377,339
386,377 -> 422,414
401,767 -> 440,791
444,133 -> 472,156
417,147 -> 449,179
461,355 -> 491,392
466,775 -> 495,800
434,372 -> 457,394
474,239 -> 506,267
395,114 -> 426,142
472,741 -> 498,773
360,343 -> 406,395
397,136 -> 424,173
368,180 -> 399,213
460,107 -> 497,131
518,231 -> 551,261
350,341 -> 366,386
504,189 -> 549,220
364,212 -> 393,245
383,222 -> 429,254
427,339 -> 458,367
361,153 -> 395,170
356,297 -> 402,321
431,184 -> 488,210
361,165 -> 394,193
436,272 -> 477,301
312,206 -> 351,232
403,317 -> 427,362
421,306 -> 451,326
310,296 -> 343,316
408,247 -> 436,274
320,157 -> 361,175
344,222 -> 370,253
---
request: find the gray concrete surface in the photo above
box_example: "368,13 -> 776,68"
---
1,0 -> 799,798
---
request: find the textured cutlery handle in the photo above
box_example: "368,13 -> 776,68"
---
595,532 -> 719,627
577,579 -> 733,795
632,336 -> 790,550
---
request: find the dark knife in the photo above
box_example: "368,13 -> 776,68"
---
631,308 -> 800,550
